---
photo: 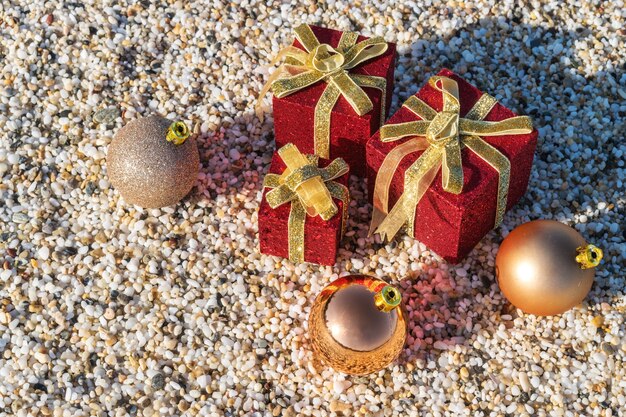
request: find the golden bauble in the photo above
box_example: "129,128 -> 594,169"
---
107,116 -> 199,208
308,275 -> 407,375
495,220 -> 603,316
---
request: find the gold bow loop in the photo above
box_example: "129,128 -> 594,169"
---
310,44 -> 346,73
370,76 -> 534,241
264,144 -> 350,263
257,24 -> 389,158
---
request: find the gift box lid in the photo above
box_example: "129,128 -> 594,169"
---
277,25 -> 396,120
258,151 -> 350,266
370,68 -> 539,211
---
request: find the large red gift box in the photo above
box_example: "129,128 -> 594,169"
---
272,25 -> 396,177
259,152 -> 349,266
366,69 -> 538,263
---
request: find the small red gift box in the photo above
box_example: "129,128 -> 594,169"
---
270,24 -> 396,177
259,146 -> 350,266
366,69 -> 538,263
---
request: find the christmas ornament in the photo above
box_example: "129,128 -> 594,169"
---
308,275 -> 406,375
107,115 -> 199,208
495,220 -> 603,316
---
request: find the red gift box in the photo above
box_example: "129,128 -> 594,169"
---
259,151 -> 350,266
272,25 -> 396,177
366,69 -> 538,263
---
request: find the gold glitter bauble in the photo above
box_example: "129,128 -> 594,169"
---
308,275 -> 407,375
496,220 -> 603,316
107,116 -> 199,208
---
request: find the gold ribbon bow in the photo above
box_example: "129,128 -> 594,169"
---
257,24 -> 389,158
370,76 -> 534,240
264,144 -> 350,263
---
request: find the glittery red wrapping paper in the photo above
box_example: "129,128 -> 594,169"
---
272,25 -> 396,177
366,69 -> 538,263
258,153 -> 349,266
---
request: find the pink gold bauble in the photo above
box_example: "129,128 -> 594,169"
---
308,275 -> 406,375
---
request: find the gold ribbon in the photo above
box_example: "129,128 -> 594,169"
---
257,24 -> 389,158
264,144 -> 350,263
370,76 -> 534,240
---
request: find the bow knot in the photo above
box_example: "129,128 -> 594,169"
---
426,110 -> 459,146
310,44 -> 347,74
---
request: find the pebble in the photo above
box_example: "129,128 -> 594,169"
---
196,374 -> 210,387
329,400 -> 351,413
11,213 -> 29,224
592,352 -> 608,363
7,153 -> 19,165
229,149 -> 241,160
151,373 -> 165,390
34,352 -> 49,364
333,380 -> 351,394
591,316 -> 605,328
352,258 -> 365,269
519,372 -> 531,392
461,50 -> 475,62
530,376 -> 541,389
38,247 -> 50,261
104,308 -> 115,320
93,107 -> 120,124
434,341 -> 448,350
1,1 -> 623,416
